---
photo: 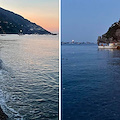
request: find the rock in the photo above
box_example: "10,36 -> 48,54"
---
0,59 -> 3,69
97,20 -> 120,43
0,107 -> 8,120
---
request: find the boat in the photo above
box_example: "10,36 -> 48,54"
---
98,43 -> 118,49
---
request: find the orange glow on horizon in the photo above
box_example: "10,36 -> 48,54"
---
0,3 -> 59,33
21,11 -> 59,33
29,17 -> 59,33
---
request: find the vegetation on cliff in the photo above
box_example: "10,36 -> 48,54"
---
97,20 -> 120,44
0,7 -> 51,34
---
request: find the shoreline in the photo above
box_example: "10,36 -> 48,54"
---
0,106 -> 8,120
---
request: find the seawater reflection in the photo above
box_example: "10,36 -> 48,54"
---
0,34 -> 59,120
62,44 -> 120,120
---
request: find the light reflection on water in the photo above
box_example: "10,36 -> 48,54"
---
0,34 -> 59,120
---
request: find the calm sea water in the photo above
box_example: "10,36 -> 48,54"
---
62,44 -> 120,120
0,34 -> 59,120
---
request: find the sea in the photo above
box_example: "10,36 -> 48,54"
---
0,34 -> 59,120
62,44 -> 120,120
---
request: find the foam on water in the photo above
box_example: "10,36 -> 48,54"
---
0,90 -> 23,120
0,35 -> 59,119
0,63 -> 23,120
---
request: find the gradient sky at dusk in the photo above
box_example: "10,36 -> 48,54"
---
0,0 -> 59,33
62,0 -> 120,42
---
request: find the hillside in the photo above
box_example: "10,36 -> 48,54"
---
0,7 -> 52,34
97,20 -> 120,44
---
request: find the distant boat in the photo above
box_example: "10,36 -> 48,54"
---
98,43 -> 118,49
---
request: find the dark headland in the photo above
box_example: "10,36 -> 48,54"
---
0,107 -> 8,120
0,7 -> 56,35
97,20 -> 120,44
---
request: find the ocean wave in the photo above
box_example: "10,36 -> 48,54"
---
0,60 -> 23,120
0,87 -> 23,120
0,59 -> 15,79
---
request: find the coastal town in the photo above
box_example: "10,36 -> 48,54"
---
61,40 -> 96,45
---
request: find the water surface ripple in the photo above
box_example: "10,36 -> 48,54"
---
62,44 -> 120,120
0,34 -> 59,120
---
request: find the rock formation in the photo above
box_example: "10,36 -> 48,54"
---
97,20 -> 120,44
0,107 -> 8,120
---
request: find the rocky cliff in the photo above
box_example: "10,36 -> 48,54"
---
0,7 -> 52,34
97,20 -> 120,44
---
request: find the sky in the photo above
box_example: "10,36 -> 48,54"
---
62,0 -> 120,42
0,0 -> 59,33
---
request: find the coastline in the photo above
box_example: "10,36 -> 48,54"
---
0,106 -> 8,120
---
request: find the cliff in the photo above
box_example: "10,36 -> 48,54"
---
97,20 -> 120,44
0,7 -> 52,34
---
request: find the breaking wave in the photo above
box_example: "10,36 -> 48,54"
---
0,59 -> 23,120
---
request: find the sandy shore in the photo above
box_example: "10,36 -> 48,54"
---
0,106 -> 8,120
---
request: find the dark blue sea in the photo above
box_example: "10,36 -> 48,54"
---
62,44 -> 120,120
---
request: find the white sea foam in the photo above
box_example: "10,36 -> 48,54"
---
0,89 -> 23,120
0,35 -> 59,119
0,70 -> 23,120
